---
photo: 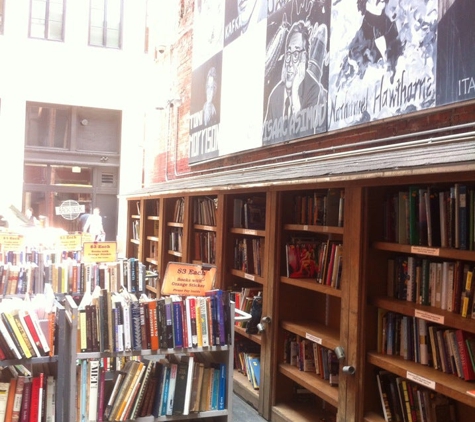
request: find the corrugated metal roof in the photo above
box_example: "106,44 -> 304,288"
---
124,138 -> 475,197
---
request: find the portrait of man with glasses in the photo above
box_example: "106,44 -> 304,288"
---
263,19 -> 328,145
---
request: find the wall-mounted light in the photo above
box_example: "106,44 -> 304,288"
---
72,166 -> 81,173
80,119 -> 89,126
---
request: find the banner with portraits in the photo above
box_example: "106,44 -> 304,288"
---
188,0 -> 475,163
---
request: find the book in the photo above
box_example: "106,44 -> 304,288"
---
130,360 -> 155,420
171,296 -> 184,348
19,378 -> 32,422
455,329 -> 475,380
11,375 -> 27,422
3,378 -> 15,422
376,370 -> 393,422
172,358 -> 189,416
0,382 -> 10,422
112,360 -> 144,421
189,362 -> 204,413
88,359 -> 100,422
165,362 -> 178,416
45,376 -> 55,422
29,373 -> 44,422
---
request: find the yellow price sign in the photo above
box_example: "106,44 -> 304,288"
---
82,241 -> 117,263
0,233 -> 24,251
59,234 -> 82,251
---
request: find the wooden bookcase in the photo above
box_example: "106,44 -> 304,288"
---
362,176 -> 475,422
125,165 -> 475,422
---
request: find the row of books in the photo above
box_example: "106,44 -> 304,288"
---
387,256 -> 475,317
0,258 -> 148,297
376,369 -> 456,422
172,197 -> 185,224
235,352 -> 260,390
193,196 -> 217,227
192,231 -> 216,265
78,289 -> 232,353
230,287 -> 263,330
292,188 -> 345,227
233,196 -> 266,230
233,237 -> 265,276
85,352 -> 227,422
383,184 -> 475,250
0,373 -> 55,422
1,249 -> 80,267
0,298 -> 54,360
284,334 -> 339,386
168,228 -> 183,253
286,238 -> 343,288
378,310 -> 475,380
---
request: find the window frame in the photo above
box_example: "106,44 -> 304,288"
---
0,0 -> 4,35
28,0 -> 66,42
88,0 -> 123,49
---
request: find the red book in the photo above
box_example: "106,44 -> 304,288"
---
455,329 -> 475,380
19,378 -> 32,422
19,311 -> 46,356
97,365 -> 106,422
28,373 -> 44,422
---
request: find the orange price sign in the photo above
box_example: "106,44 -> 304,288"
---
161,262 -> 216,296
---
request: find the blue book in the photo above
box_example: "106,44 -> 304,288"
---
211,365 -> 220,410
160,365 -> 171,416
218,363 -> 227,410
171,297 -> 184,348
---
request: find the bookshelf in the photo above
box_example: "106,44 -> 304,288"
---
126,199 -> 143,262
0,298 -> 73,421
68,292 -> 235,422
125,166 -> 475,422
363,180 -> 475,422
269,187 -> 346,422
222,191 -> 270,415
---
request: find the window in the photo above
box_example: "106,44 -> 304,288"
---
0,0 -> 4,34
25,104 -> 71,148
89,0 -> 123,49
29,0 -> 65,41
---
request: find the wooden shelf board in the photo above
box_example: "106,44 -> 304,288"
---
147,215 -> 159,221
364,411 -> 386,422
271,401 -> 336,422
168,250 -> 182,257
146,236 -> 159,241
372,241 -> 475,262
130,239 -> 140,245
194,224 -> 217,231
368,351 -> 475,407
145,257 -> 159,265
233,369 -> 259,410
234,326 -> 262,345
280,277 -> 341,297
167,222 -> 184,227
278,363 -> 338,408
230,227 -> 266,237
284,223 -> 344,236
231,269 -> 265,285
281,320 -> 339,350
370,296 -> 475,335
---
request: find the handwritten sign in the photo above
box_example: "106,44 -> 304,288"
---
0,234 -> 24,251
82,241 -> 117,263
161,262 -> 216,296
59,234 -> 82,251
